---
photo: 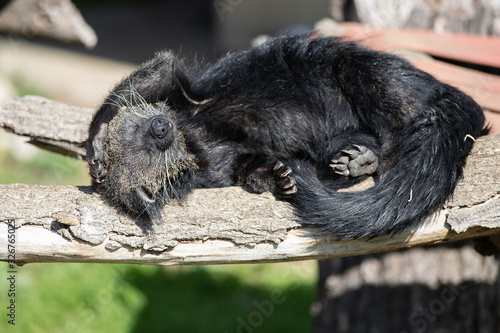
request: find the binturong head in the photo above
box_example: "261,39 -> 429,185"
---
96,102 -> 198,224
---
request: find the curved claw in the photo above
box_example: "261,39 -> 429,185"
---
273,161 -> 298,198
87,123 -> 109,183
342,149 -> 359,158
353,144 -> 367,153
90,161 -> 107,183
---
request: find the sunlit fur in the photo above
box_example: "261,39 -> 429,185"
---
87,35 -> 486,238
100,88 -> 197,220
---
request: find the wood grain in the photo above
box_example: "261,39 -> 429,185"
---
0,96 -> 499,265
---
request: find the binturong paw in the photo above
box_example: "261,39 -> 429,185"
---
273,161 -> 298,198
330,144 -> 378,178
87,123 -> 108,183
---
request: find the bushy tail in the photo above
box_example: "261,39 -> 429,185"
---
288,88 -> 486,239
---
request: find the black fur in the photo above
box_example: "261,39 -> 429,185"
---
87,35 -> 486,238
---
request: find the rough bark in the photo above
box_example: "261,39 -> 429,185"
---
0,95 -> 91,158
0,96 -> 499,265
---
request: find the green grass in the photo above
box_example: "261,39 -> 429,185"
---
0,136 -> 317,333
0,148 -> 89,186
10,74 -> 50,98
0,262 -> 316,333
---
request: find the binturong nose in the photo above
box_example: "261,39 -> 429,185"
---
151,117 -> 172,139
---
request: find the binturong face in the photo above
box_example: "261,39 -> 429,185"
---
97,102 -> 198,224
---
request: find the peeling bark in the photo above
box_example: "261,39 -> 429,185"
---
0,96 -> 499,265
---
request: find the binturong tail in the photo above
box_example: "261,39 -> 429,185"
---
287,86 -> 487,239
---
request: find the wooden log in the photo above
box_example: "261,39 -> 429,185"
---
0,95 -> 92,158
0,0 -> 97,48
0,96 -> 499,265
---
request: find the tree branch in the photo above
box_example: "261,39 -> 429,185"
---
0,0 -> 98,49
0,95 -> 92,158
0,96 -> 499,265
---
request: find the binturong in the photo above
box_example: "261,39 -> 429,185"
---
99,102 -> 198,222
86,35 -> 487,238
87,53 -> 203,223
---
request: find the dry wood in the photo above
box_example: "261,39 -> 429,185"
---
0,0 -> 97,48
0,95 -> 92,158
0,96 -> 499,265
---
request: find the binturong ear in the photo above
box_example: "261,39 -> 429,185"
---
123,51 -> 179,104
140,51 -> 213,116
140,51 -> 176,81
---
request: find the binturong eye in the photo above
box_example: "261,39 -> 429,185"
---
150,116 -> 172,139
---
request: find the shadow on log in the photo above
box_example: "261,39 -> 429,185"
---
0,96 -> 498,265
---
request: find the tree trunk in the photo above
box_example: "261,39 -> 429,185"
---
313,241 -> 500,332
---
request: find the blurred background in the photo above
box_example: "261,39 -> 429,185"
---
0,0 -> 499,332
